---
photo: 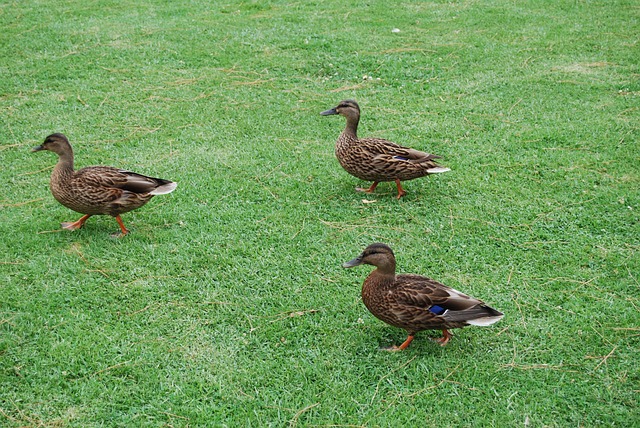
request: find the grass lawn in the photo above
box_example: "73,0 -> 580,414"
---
1,0 -> 638,426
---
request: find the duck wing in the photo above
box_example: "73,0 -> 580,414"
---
389,275 -> 503,327
392,274 -> 480,308
359,138 -> 442,163
74,167 -> 176,195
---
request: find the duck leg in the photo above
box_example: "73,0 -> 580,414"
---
61,214 -> 92,231
381,335 -> 415,351
396,334 -> 415,350
355,181 -> 379,194
394,179 -> 407,199
113,215 -> 130,236
432,329 -> 452,346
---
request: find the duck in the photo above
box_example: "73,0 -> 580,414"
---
343,243 -> 503,350
32,133 -> 177,236
321,100 -> 450,199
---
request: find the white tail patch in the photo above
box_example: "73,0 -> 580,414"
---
151,182 -> 178,195
426,167 -> 451,174
467,314 -> 504,326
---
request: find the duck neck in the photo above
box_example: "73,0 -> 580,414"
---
369,260 -> 397,285
52,151 -> 75,181
342,114 -> 359,140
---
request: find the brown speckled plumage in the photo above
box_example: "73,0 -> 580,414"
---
343,243 -> 503,350
32,133 -> 177,235
321,100 -> 450,198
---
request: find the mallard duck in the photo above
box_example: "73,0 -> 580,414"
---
343,243 -> 503,350
321,100 -> 450,199
32,133 -> 177,236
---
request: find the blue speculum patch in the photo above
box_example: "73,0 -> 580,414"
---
429,305 -> 446,315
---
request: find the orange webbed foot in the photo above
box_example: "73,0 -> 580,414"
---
355,181 -> 379,194
431,330 -> 452,346
112,215 -> 130,237
379,345 -> 404,352
61,214 -> 91,231
380,335 -> 414,351
394,179 -> 407,199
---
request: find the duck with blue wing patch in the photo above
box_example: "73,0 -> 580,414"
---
343,243 -> 503,350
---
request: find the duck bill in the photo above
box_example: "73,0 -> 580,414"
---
320,108 -> 338,116
342,256 -> 363,268
31,145 -> 45,152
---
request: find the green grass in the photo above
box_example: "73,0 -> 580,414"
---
1,0 -> 638,426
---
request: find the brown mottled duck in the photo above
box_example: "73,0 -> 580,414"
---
321,100 -> 450,199
343,243 -> 503,350
32,133 -> 177,236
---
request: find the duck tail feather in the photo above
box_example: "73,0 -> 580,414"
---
426,167 -> 451,174
466,314 -> 504,326
150,181 -> 178,195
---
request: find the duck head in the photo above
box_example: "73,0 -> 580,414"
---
320,99 -> 361,121
32,133 -> 72,156
343,243 -> 397,273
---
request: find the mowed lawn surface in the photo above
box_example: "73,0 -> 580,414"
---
1,0 -> 638,426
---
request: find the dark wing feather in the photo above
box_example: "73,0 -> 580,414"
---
360,138 -> 441,162
62,166 -> 157,215
68,167 -> 127,205
392,274 -> 481,310
342,139 -> 444,181
387,302 -> 441,325
75,166 -> 174,194
376,275 -> 491,332
75,167 -> 168,194
116,170 -> 173,194
73,166 -> 125,188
